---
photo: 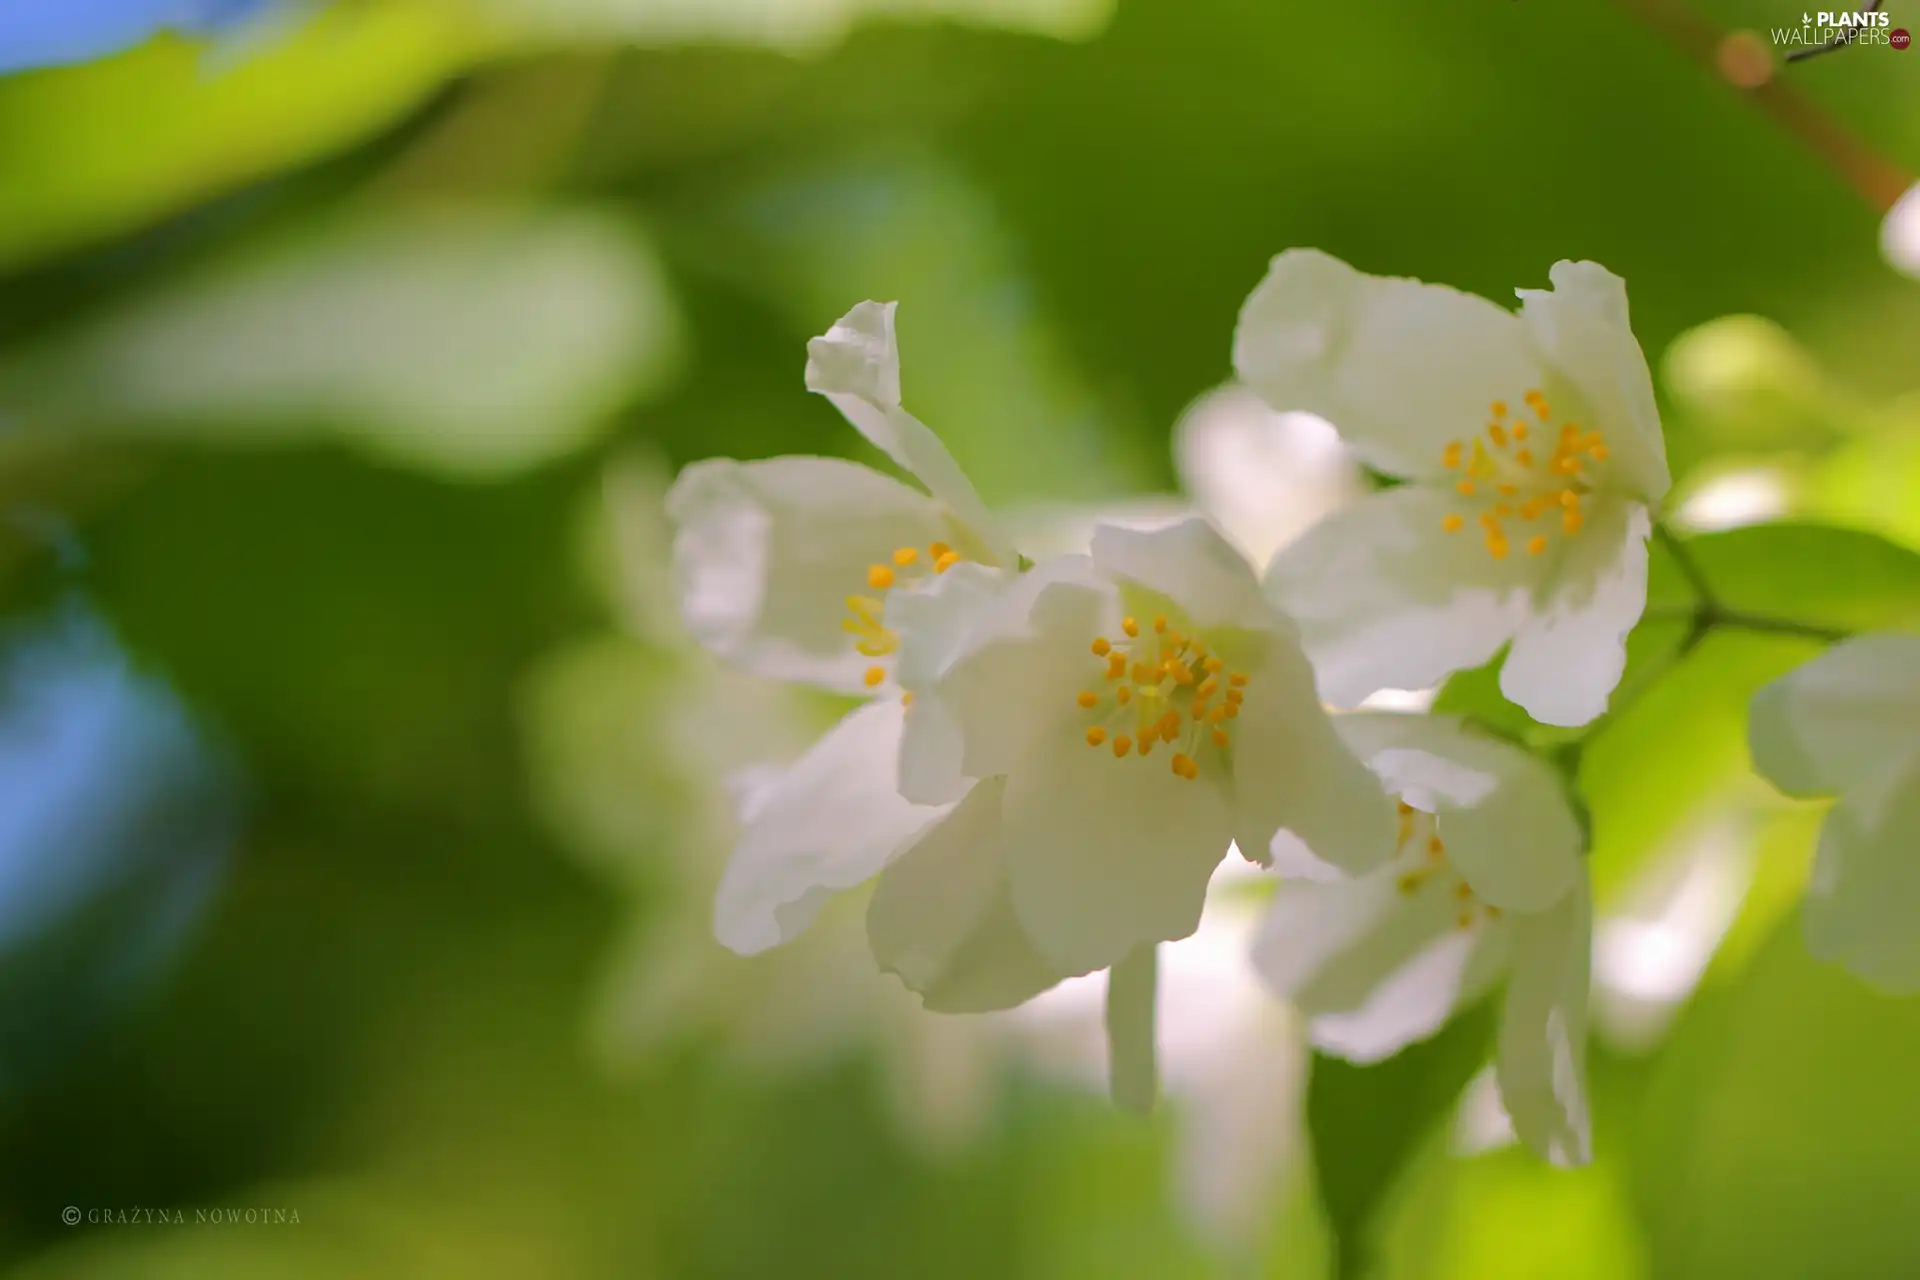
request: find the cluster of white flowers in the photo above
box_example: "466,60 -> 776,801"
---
660,252 -> 1913,1171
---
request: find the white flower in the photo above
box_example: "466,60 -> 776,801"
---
1252,712 -> 1592,1165
1748,632 -> 1920,992
666,300 -> 1019,960
882,517 -> 1398,982
1234,251 -> 1672,727
530,456 -> 1007,1152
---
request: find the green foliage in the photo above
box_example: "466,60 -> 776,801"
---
1,0 -> 1918,1277
1307,1001 -> 1498,1280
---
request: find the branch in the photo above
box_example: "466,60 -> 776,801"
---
1610,0 -> 1914,212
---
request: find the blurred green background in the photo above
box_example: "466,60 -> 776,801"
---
1,0 -> 1918,1276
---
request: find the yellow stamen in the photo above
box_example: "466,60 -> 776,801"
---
1512,421 -> 1529,442
1204,656 -> 1224,672
1442,514 -> 1465,533
928,542 -> 952,558
1490,400 -> 1508,419
1489,422 -> 1509,448
1113,734 -> 1132,758
1077,691 -> 1099,709
1589,442 -> 1609,461
1457,480 -> 1476,497
1122,617 -> 1140,638
1092,637 -> 1112,656
1527,535 -> 1548,556
1197,677 -> 1219,698
867,564 -> 896,590
1442,441 -> 1464,469
863,665 -> 886,688
1212,728 -> 1230,748
901,692 -> 913,707
1086,726 -> 1107,747
1427,834 -> 1444,858
1153,615 -> 1168,634
1137,736 -> 1154,757
934,551 -> 961,574
1225,689 -> 1244,705
892,546 -> 919,566
1228,672 -> 1248,687
1171,753 -> 1198,780
1562,509 -> 1584,535
1115,685 -> 1132,705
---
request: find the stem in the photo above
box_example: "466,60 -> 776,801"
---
1105,945 -> 1159,1115
1646,604 -> 1853,645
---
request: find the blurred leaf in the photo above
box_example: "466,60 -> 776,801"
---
1634,914 -> 1920,1276
475,0 -> 1114,52
1306,998 -> 1497,1280
1666,521 -> 1920,633
1805,411 -> 1920,552
1659,314 -> 1835,452
5,208 -> 682,478
1378,1148 -> 1648,1280
0,1 -> 472,269
86,450 -> 588,816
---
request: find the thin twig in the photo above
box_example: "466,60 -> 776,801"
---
1610,0 -> 1914,212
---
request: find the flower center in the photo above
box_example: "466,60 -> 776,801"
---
1393,801 -> 1499,931
1438,390 -> 1609,561
1074,614 -> 1250,781
843,541 -> 963,690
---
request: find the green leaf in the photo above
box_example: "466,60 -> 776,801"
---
1650,521 -> 1920,633
1583,522 -> 1920,900
4,208 -> 683,478
0,2 -> 472,270
475,0 -> 1115,52
1634,911 -> 1920,1276
1307,997 -> 1498,1280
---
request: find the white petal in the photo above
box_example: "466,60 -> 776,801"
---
1516,261 -> 1671,501
1091,517 -> 1278,633
1748,632 -> 1920,798
889,562 -> 1011,805
1500,498 -> 1650,728
1172,383 -> 1364,567
867,776 -> 1066,1011
1232,249 -> 1544,480
1002,717 -> 1234,973
997,496 -> 1193,558
1266,485 -> 1539,707
666,455 -> 955,692
1253,867 -> 1507,1063
1229,636 -> 1398,874
909,556 -> 1115,783
713,700 -> 950,954
1803,760 -> 1920,994
806,301 -> 1014,565
1497,873 -> 1593,1166
1334,713 -> 1582,913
